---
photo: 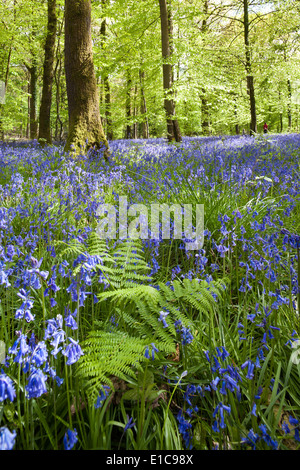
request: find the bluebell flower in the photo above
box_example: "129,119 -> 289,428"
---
241,360 -> 255,379
254,386 -> 263,399
158,310 -> 169,328
63,338 -> 84,365
242,428 -> 259,449
144,343 -> 159,360
26,368 -> 48,399
210,376 -> 220,391
50,329 -> 66,357
258,424 -> 278,449
95,385 -> 110,409
282,422 -> 290,434
212,402 -> 231,431
0,427 -> 17,450
8,334 -> 30,365
176,410 -> 193,449
289,415 -> 299,426
30,341 -> 48,367
65,314 -> 78,330
181,326 -> 193,345
124,416 -> 135,432
0,372 -> 16,402
63,428 -> 78,450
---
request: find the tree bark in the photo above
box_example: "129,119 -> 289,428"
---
201,88 -> 209,136
200,0 -> 210,136
64,0 -> 109,156
0,2 -> 15,141
133,83 -> 138,139
0,42 -> 13,140
28,61 -> 38,140
158,0 -> 182,142
139,69 -> 149,139
103,76 -> 113,140
100,3 -> 113,141
287,79 -> 292,129
125,71 -> 132,139
39,0 -> 57,145
244,0 -> 257,135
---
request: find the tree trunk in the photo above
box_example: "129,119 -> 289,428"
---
201,88 -> 209,136
104,76 -> 113,140
0,42 -> 13,140
158,0 -> 182,142
0,3 -> 15,141
244,0 -> 257,136
64,0 -> 109,156
54,54 -> 63,141
200,1 -> 210,136
39,0 -> 57,145
125,71 -> 132,139
29,61 -> 38,140
133,83 -> 138,139
100,3 -> 113,141
139,69 -> 149,139
287,79 -> 292,129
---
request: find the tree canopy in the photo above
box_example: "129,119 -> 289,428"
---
1,0 -> 300,141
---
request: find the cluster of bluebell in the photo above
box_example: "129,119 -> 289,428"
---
0,133 -> 300,449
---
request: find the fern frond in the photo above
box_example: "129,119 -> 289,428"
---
76,330 -> 174,402
97,285 -> 161,306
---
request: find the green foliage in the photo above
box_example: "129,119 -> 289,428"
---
2,0 -> 300,139
69,231 -> 227,403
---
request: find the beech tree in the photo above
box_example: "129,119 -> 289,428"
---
158,0 -> 182,142
64,0 -> 109,156
38,0 -> 57,145
243,0 -> 257,135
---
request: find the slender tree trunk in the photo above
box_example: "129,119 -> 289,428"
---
139,69 -> 149,139
233,94 -> 240,134
244,0 -> 257,136
133,83 -> 138,139
53,11 -> 64,141
125,71 -> 132,139
201,88 -> 210,136
0,2 -> 15,141
26,78 -> 30,138
200,0 -> 210,136
38,0 -> 57,145
287,79 -> 292,129
158,0 -> 182,142
103,76 -> 113,140
64,0 -> 109,157
0,42 -> 13,140
54,54 -> 62,141
28,61 -> 38,140
100,3 -> 113,141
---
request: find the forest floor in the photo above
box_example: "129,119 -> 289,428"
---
0,133 -> 300,450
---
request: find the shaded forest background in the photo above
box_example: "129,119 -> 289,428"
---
1,0 -> 300,142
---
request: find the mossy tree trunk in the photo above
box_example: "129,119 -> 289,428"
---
64,0 -> 109,156
158,0 -> 182,142
38,0 -> 57,146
